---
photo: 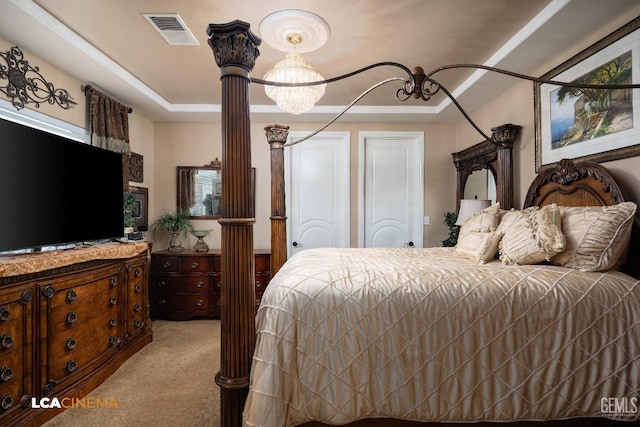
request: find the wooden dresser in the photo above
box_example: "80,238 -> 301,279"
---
0,242 -> 152,427
150,250 -> 271,320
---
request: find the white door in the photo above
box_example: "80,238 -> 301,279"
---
286,131 -> 350,255
359,131 -> 424,248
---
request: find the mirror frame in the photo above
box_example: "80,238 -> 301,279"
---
452,124 -> 520,211
176,159 -> 255,220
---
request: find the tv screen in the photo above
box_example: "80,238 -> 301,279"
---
0,117 -> 124,252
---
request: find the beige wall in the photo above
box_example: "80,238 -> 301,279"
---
0,37 -> 156,239
454,10 -> 640,210
152,121 -> 458,251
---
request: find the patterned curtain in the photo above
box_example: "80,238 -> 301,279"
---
87,87 -> 131,191
178,169 -> 196,212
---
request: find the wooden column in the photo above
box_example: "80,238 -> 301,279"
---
206,21 -> 261,427
491,123 -> 521,210
265,124 -> 289,276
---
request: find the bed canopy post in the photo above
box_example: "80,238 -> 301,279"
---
265,124 -> 290,275
206,21 -> 261,427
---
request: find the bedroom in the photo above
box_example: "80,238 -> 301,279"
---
1,0 -> 640,426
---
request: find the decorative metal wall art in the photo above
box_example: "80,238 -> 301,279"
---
0,46 -> 76,110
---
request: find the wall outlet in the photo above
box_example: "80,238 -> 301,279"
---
423,215 -> 430,225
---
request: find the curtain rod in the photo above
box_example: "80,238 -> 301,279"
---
83,84 -> 133,114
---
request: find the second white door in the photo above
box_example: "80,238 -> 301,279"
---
358,131 -> 424,248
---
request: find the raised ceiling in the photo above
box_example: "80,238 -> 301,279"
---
1,0 -> 639,123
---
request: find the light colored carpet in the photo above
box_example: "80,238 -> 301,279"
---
43,319 -> 221,427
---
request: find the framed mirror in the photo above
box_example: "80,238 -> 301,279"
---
451,124 -> 520,211
177,159 -> 255,219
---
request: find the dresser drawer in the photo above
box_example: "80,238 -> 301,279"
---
151,255 -> 180,272
46,288 -> 119,336
151,275 -> 212,293
46,310 -> 119,384
179,256 -> 212,273
155,294 -> 211,312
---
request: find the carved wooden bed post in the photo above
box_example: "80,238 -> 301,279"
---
206,21 -> 261,427
265,124 -> 290,275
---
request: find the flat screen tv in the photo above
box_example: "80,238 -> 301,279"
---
0,117 -> 124,252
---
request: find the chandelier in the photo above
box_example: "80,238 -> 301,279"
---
260,10 -> 329,115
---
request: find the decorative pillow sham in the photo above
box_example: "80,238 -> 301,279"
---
552,201 -> 637,272
499,203 -> 566,265
458,203 -> 501,241
455,230 -> 503,264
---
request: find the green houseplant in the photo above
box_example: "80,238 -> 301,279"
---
441,211 -> 459,247
151,210 -> 194,252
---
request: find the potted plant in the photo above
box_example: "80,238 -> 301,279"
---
151,210 -> 194,252
441,211 -> 459,247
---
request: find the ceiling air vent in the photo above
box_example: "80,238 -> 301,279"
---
143,13 -> 199,46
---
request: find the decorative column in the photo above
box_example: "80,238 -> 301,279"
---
207,21 -> 261,427
491,123 -> 521,210
265,124 -> 290,276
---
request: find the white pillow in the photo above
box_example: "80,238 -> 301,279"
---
458,203 -> 501,241
499,203 -> 566,265
455,231 -> 504,264
552,202 -> 637,271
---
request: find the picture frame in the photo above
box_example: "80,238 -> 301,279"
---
129,186 -> 148,231
534,17 -> 640,171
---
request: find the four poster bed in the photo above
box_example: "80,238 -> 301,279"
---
205,21 -> 640,427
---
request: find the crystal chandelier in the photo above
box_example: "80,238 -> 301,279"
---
263,34 -> 326,115
260,10 -> 330,115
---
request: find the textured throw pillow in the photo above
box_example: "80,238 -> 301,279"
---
499,203 -> 566,265
552,202 -> 637,272
458,203 -> 501,241
455,230 -> 504,264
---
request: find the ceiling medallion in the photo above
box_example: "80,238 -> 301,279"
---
0,46 -> 76,110
260,10 -> 329,114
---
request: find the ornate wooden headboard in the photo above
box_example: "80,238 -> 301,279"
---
523,158 -> 640,279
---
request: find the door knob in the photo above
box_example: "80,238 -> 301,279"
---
292,241 -> 302,247
405,241 -> 414,247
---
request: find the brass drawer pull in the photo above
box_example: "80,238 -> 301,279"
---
157,281 -> 166,288
134,284 -> 142,293
109,278 -> 117,288
133,303 -> 141,313
0,307 -> 9,322
66,289 -> 77,302
0,393 -> 13,410
109,336 -> 121,347
196,299 -> 204,307
162,261 -> 172,269
190,262 -> 199,269
65,337 -> 76,351
158,299 -> 166,305
65,360 -> 78,373
134,319 -> 141,328
109,296 -> 117,306
0,335 -> 13,349
196,281 -> 204,288
108,317 -> 117,328
0,366 -> 14,382
135,268 -> 142,277
256,281 -> 261,288
66,312 -> 78,325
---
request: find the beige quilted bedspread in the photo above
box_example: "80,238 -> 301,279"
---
244,247 -> 640,427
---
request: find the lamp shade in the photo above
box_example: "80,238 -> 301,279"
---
455,199 -> 491,226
